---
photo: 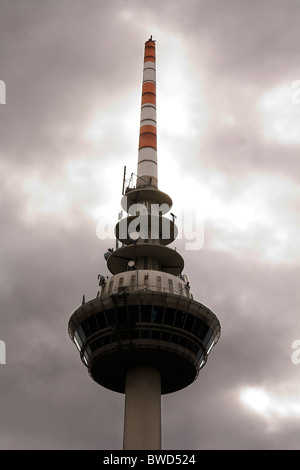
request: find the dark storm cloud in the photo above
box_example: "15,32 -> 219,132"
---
0,195 -> 125,448
152,0 -> 300,85
183,244 -> 300,380
162,246 -> 300,449
150,0 -> 300,183
0,0 -> 141,172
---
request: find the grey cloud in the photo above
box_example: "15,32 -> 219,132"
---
1,0 -> 300,450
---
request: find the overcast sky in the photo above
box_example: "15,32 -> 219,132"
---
1,0 -> 300,450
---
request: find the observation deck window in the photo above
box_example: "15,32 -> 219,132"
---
152,306 -> 163,323
74,331 -> 82,350
105,309 -> 114,326
90,338 -> 103,352
88,315 -> 98,334
81,319 -> 92,338
164,307 -> 175,326
117,306 -> 127,324
82,345 -> 91,363
186,341 -> 198,355
129,305 -> 139,322
141,305 -> 152,322
192,318 -> 203,337
204,330 -> 214,350
183,314 -> 196,333
96,311 -> 107,330
75,324 -> 85,345
174,311 -> 185,327
170,333 -> 180,345
161,331 -> 170,342
196,350 -> 205,362
151,330 -> 161,340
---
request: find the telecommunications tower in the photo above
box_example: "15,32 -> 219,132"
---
68,37 -> 221,450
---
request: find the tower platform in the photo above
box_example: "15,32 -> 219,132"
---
68,290 -> 220,394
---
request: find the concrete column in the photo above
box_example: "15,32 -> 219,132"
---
123,364 -> 161,450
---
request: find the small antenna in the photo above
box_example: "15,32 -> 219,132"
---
122,166 -> 126,195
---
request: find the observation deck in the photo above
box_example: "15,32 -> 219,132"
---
68,289 -> 220,394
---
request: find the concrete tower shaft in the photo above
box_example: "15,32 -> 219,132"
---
137,37 -> 157,189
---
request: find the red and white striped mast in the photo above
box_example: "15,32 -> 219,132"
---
137,36 -> 158,189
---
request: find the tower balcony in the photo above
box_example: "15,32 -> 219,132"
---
115,214 -> 178,246
106,243 -> 184,276
121,187 -> 172,214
